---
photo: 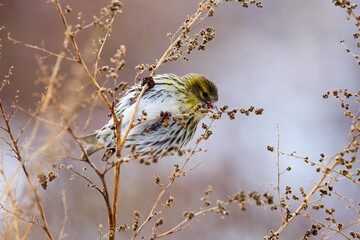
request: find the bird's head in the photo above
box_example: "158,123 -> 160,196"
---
183,73 -> 218,111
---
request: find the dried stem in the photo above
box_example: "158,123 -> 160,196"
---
20,224 -> 33,240
276,123 -> 284,224
149,1 -> 212,77
0,204 -> 41,227
110,113 -> 123,238
131,177 -> 174,240
156,202 -> 229,239
7,33 -> 76,62
132,120 -> 214,240
57,190 -> 68,240
54,97 -> 114,231
0,167 -> 20,240
332,191 -> 360,218
275,161 -> 339,235
93,14 -> 116,80
0,100 -> 54,240
110,86 -> 147,239
24,33 -> 68,157
303,213 -> 350,240
51,0 -> 119,127
69,168 -> 103,195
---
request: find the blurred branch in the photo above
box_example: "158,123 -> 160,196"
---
0,163 -> 20,204
7,33 -> 76,62
20,224 -> 33,240
23,32 -> 69,158
51,0 -> 119,124
0,98 -> 54,240
0,165 -> 20,240
276,123 -> 285,224
50,1 -> 144,239
0,204 -> 40,227
132,120 -> 214,240
57,190 -> 68,240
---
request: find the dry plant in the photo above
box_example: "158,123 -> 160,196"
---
0,1 -> 265,240
265,89 -> 360,239
0,0 -> 359,240
263,1 -> 360,239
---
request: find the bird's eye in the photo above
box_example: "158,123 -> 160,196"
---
202,91 -> 208,98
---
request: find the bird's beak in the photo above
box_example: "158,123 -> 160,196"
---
206,102 -> 218,112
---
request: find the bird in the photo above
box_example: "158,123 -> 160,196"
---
81,73 -> 218,160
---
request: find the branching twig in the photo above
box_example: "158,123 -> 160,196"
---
69,168 -> 103,195
0,99 -> 54,240
275,161 -> 339,235
23,32 -> 68,158
302,213 -> 350,240
54,96 -> 114,228
156,202 -> 229,239
0,204 -> 41,228
149,1 -> 214,77
7,33 -> 76,62
132,120 -> 214,240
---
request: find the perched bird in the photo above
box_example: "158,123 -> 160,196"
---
82,73 -> 218,160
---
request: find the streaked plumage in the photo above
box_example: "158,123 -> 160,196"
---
82,73 -> 218,159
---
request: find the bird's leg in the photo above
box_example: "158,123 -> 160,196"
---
102,148 -> 115,161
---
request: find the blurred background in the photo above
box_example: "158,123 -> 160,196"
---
1,0 -> 360,239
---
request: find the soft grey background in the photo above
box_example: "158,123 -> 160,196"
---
1,0 -> 359,239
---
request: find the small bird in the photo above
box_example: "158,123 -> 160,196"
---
82,73 -> 218,160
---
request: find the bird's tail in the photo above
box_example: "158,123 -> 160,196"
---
80,132 -> 104,158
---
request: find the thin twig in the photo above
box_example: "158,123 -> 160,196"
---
132,120 -> 214,240
156,203 -> 228,239
57,190 -> 68,240
275,161 -> 339,235
52,0 -> 119,127
149,2 -> 213,77
276,123 -> 285,224
0,204 -> 42,228
20,224 -> 33,240
332,191 -> 360,218
54,96 -> 113,224
93,14 -> 115,81
0,164 -> 21,205
0,99 -> 54,240
302,213 -> 350,240
69,168 -> 103,195
29,130 -> 67,159
51,3 -> 124,239
7,33 -> 76,62
16,105 -> 66,130
81,93 -> 100,134
0,167 -> 20,240
24,33 -> 68,157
